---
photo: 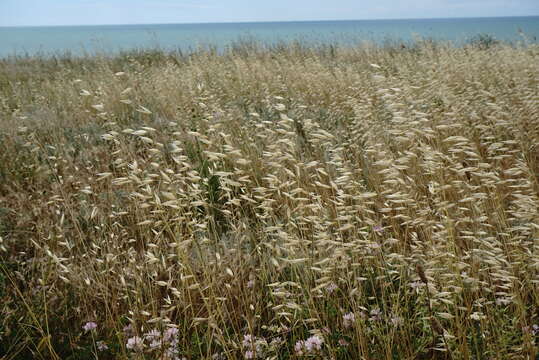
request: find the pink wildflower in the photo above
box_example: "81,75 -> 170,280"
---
369,308 -> 382,322
242,334 -> 255,347
164,327 -> 179,342
343,312 -> 356,328
325,283 -> 338,294
126,336 -> 144,352
304,335 -> 323,352
97,341 -> 108,351
294,340 -> 305,355
144,329 -> 161,341
123,324 -> 134,336
82,322 -> 97,332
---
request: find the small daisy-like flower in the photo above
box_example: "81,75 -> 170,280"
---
325,283 -> 338,294
145,329 -> 161,340
409,281 -> 425,291
294,340 -> 305,355
82,322 -> 97,332
166,344 -> 180,356
369,308 -> 382,322
242,334 -> 267,358
523,324 -> 539,336
150,339 -> 162,349
96,341 -> 108,351
164,327 -> 179,342
126,336 -> 144,352
123,324 -> 134,336
244,350 -> 255,359
242,334 -> 255,347
343,312 -> 356,328
304,335 -> 323,352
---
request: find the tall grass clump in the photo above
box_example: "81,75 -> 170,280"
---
0,40 -> 538,359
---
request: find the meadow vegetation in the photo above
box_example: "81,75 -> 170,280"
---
0,40 -> 538,359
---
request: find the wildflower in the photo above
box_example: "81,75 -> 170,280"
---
244,350 -> 255,359
97,341 -> 108,351
242,334 -> 255,347
242,334 -> 266,358
523,324 -> 539,336
145,329 -> 161,341
294,335 -> 324,355
83,322 -> 97,332
326,283 -> 338,294
343,312 -> 355,328
409,281 -> 425,291
165,344 -> 181,359
123,324 -> 134,336
369,308 -> 382,322
373,225 -> 384,233
126,336 -> 144,352
164,327 -> 179,342
304,335 -> 324,352
247,279 -> 255,289
294,340 -> 305,356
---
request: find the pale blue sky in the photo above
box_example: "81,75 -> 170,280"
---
1,0 -> 538,27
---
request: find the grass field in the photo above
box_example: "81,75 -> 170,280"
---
0,40 -> 538,359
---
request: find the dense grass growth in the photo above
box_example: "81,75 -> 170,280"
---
0,40 -> 538,359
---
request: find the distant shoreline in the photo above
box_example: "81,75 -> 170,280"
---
2,14 -> 538,29
1,16 -> 538,58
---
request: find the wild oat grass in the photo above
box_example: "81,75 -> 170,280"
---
0,40 -> 538,359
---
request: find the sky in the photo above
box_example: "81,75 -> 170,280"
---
1,0 -> 538,27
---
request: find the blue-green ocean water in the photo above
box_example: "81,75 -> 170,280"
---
0,16 -> 538,57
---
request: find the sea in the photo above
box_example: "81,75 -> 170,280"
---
0,16 -> 538,58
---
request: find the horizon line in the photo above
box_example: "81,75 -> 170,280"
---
1,14 -> 538,29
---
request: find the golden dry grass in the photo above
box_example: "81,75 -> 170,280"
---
0,41 -> 538,359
